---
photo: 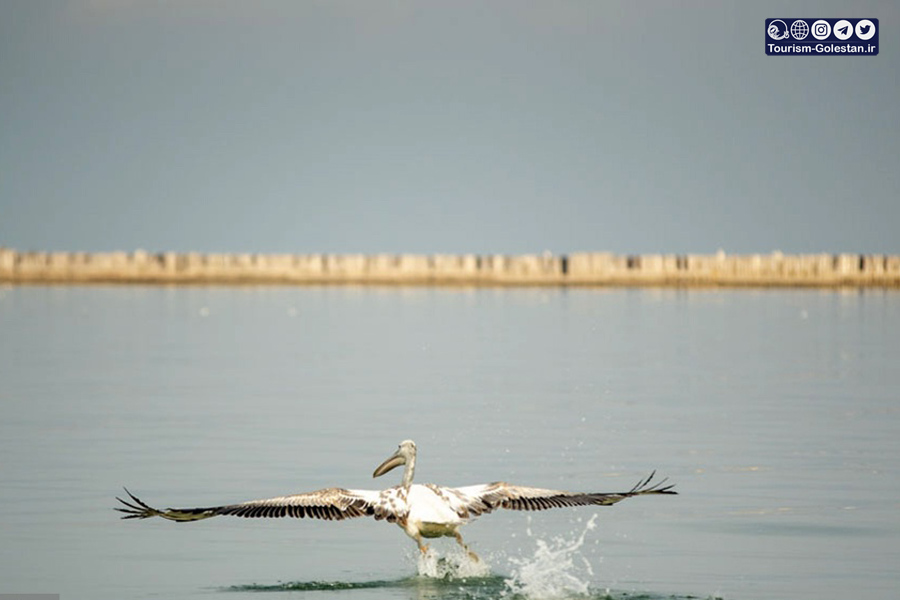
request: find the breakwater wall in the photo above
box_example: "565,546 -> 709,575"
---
1,248 -> 899,287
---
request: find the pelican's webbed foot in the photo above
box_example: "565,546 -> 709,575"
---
453,532 -> 480,562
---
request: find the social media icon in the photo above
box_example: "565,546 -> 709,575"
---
855,19 -> 876,40
811,20 -> 831,40
767,20 -> 790,40
833,19 -> 853,40
790,19 -> 810,40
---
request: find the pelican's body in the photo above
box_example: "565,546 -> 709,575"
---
117,439 -> 676,559
402,484 -> 464,539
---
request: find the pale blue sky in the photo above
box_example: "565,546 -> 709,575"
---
1,1 -> 897,255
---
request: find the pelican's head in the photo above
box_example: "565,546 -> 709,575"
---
373,439 -> 417,478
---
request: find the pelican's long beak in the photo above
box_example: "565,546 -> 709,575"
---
373,450 -> 405,478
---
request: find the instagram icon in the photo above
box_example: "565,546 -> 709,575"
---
811,20 -> 831,40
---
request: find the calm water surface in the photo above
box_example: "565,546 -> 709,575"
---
1,285 -> 898,600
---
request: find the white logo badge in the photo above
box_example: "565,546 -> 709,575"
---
767,20 -> 790,40
811,20 -> 831,40
790,20 -> 810,40
833,20 -> 853,40
855,19 -> 876,41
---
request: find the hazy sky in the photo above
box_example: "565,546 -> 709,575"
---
1,1 -> 897,255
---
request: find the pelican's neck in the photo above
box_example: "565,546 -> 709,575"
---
401,452 -> 416,489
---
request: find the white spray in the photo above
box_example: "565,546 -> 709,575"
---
504,514 -> 599,598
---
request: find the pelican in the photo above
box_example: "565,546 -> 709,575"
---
116,440 -> 676,560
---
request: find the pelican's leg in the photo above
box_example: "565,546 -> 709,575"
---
453,531 -> 480,562
403,520 -> 430,556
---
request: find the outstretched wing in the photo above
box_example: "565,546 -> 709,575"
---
115,487 -> 382,522
445,472 -> 676,516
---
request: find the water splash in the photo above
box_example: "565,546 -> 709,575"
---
503,514 -> 599,599
415,546 -> 492,579
226,516 -> 711,599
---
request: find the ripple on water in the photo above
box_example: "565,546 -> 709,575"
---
226,578 -> 720,600
226,517 -> 721,600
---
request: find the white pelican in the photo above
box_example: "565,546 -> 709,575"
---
116,439 -> 676,560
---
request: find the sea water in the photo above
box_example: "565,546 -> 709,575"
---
1,285 -> 898,600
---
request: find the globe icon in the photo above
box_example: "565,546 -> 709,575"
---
790,20 -> 809,40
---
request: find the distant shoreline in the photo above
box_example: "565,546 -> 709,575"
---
1,248 -> 898,288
